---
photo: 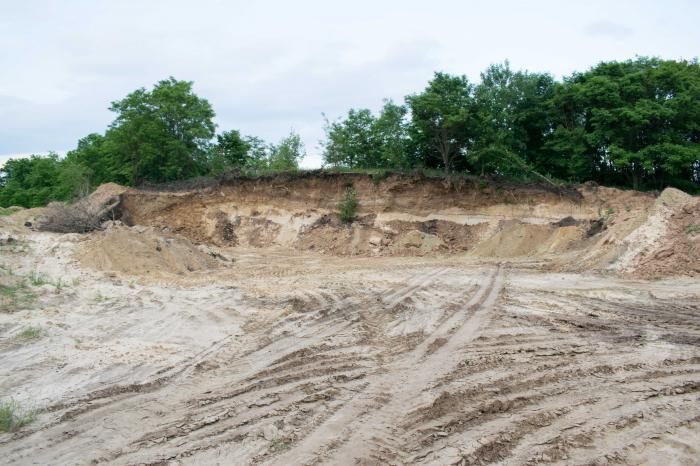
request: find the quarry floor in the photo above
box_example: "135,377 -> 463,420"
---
1,234 -> 700,466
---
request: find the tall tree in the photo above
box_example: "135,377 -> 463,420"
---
64,133 -> 111,186
406,72 -> 477,174
322,100 -> 410,169
470,62 -> 555,175
105,77 -> 216,184
322,108 -> 379,168
268,131 -> 306,170
207,130 -> 253,174
374,100 -> 411,168
548,57 -> 700,190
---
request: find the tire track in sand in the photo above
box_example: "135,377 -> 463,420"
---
267,265 -> 504,465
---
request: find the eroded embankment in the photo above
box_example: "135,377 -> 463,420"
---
110,173 -> 698,277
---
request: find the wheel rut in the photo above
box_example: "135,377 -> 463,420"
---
267,266 -> 504,465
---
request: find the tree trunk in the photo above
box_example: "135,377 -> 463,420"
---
438,135 -> 452,175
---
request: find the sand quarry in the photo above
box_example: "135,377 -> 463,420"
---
1,173 -> 699,465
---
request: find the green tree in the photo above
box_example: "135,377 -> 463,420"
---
548,58 -> 700,190
268,131 -> 305,170
64,133 -> 111,186
472,62 -> 556,177
322,108 -> 378,168
374,100 -> 411,168
207,130 -> 252,174
105,77 -> 216,184
321,100 -> 410,169
0,154 -> 88,208
242,136 -> 271,170
406,72 -> 477,174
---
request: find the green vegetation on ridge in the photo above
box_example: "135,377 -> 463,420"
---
1,57 -> 699,209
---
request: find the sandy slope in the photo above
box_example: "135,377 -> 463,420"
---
1,229 -> 699,465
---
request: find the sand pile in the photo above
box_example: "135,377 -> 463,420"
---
617,188 -> 700,277
0,205 -> 50,234
77,224 -> 221,277
469,221 -> 586,258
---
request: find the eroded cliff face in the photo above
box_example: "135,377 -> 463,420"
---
110,172 -> 700,278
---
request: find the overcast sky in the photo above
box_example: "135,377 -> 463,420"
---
1,0 -> 698,168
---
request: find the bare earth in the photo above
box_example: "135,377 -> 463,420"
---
1,176 -> 699,465
1,238 -> 699,465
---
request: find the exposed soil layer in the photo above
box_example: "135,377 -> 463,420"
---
114,173 -> 696,277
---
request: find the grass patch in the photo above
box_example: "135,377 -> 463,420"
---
18,326 -> 42,340
269,437 -> 293,452
599,207 -> 616,223
27,271 -> 48,286
53,278 -> 68,293
0,399 -> 36,432
0,280 -> 36,313
686,224 -> 700,236
26,271 -> 70,293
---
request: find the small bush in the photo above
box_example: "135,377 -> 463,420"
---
0,399 -> 36,432
337,187 -> 359,224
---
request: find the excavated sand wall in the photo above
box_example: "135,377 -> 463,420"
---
114,173 -> 700,278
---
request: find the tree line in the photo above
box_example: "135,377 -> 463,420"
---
1,57 -> 699,208
324,57 -> 700,192
0,77 -> 306,207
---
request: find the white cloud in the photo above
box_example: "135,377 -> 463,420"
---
585,20 -> 633,38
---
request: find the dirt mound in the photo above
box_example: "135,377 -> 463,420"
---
470,221 -> 586,258
77,224 -> 222,278
0,205 -> 50,234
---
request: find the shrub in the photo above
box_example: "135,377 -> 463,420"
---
337,186 -> 359,223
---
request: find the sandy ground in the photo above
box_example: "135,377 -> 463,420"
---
1,231 -> 700,465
